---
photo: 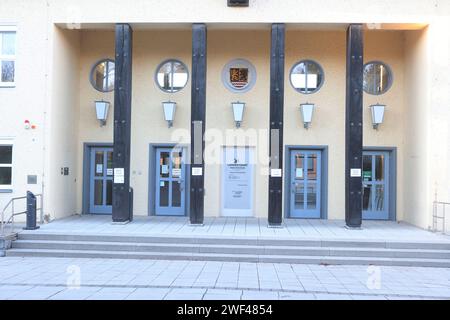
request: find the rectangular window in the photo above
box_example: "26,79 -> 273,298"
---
0,26 -> 16,87
0,143 -> 13,189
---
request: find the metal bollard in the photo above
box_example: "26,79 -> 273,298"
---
24,191 -> 40,230
129,187 -> 134,222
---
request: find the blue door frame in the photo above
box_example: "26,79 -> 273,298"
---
289,150 -> 322,218
362,150 -> 390,220
155,147 -> 186,216
89,147 -> 113,214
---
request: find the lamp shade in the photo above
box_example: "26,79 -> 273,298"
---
300,103 -> 315,129
163,101 -> 177,127
369,104 -> 385,129
95,100 -> 110,126
231,102 -> 245,128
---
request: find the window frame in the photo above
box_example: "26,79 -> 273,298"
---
0,140 -> 13,190
0,25 -> 17,88
363,60 -> 393,95
89,58 -> 115,93
154,59 -> 189,93
289,59 -> 325,95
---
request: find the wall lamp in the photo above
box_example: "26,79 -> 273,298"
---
163,101 -> 177,128
231,101 -> 245,128
300,103 -> 315,129
369,103 -> 386,130
95,100 -> 110,127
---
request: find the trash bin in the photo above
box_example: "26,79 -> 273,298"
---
24,191 -> 40,230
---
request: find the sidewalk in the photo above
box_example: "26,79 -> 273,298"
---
0,257 -> 449,300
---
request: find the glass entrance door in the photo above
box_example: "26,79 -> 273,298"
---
89,147 -> 113,214
155,148 -> 186,216
362,151 -> 389,220
289,150 -> 322,218
221,146 -> 254,217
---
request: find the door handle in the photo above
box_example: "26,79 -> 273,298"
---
179,180 -> 184,191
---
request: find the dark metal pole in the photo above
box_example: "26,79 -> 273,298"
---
268,23 -> 285,227
190,23 -> 207,225
112,24 -> 133,223
24,191 -> 39,230
345,24 -> 364,228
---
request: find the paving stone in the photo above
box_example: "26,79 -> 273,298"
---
125,288 -> 170,300
314,293 -> 353,300
279,292 -> 316,300
241,290 -> 279,300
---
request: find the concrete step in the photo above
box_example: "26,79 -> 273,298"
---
11,239 -> 450,260
16,232 -> 450,250
6,248 -> 450,268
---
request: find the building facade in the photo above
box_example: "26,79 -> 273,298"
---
0,0 -> 449,230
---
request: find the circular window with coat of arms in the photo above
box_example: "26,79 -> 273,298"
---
222,59 -> 257,93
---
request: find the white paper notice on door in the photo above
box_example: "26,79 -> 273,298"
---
271,169 -> 282,177
161,165 -> 169,174
114,168 -> 125,184
96,164 -> 103,174
192,167 -> 203,176
172,168 -> 181,177
295,168 -> 303,178
350,168 -> 362,177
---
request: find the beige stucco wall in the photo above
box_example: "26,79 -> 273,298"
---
402,18 -> 450,231
75,31 -> 114,215
363,30 -> 406,222
284,30 -> 346,220
284,30 -> 406,220
428,18 -> 450,232
205,30 -> 270,218
76,30 -> 192,215
74,29 -> 407,220
47,27 -> 80,220
0,1 -> 48,219
0,0 -> 448,230
403,28 -> 430,229
45,0 -> 448,24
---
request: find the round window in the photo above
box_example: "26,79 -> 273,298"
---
222,59 -> 256,93
290,60 -> 324,94
90,59 -> 115,92
363,61 -> 393,95
155,59 -> 189,93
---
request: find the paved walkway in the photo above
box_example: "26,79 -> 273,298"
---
18,215 -> 450,242
0,257 -> 449,300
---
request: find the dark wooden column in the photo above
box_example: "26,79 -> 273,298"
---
268,23 -> 285,227
189,23 -> 207,225
112,24 -> 133,223
345,24 -> 364,228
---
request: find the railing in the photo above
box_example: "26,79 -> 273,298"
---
433,201 -> 450,235
1,194 -> 43,237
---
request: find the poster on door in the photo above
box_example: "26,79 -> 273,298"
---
223,159 -> 252,210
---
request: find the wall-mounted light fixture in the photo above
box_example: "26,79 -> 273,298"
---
231,101 -> 245,128
162,101 -> 177,128
300,103 -> 315,129
95,100 -> 110,127
369,103 -> 385,129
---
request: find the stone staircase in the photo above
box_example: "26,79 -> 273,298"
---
5,232 -> 450,267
